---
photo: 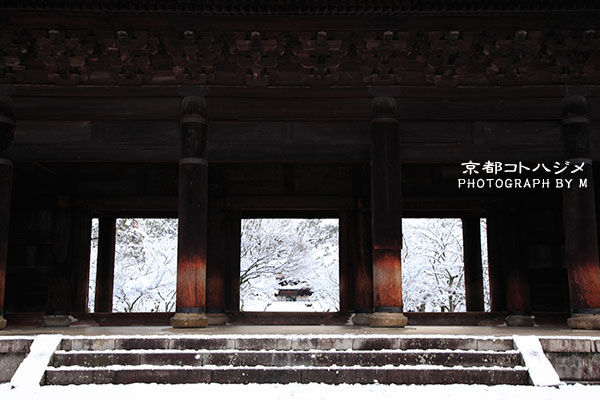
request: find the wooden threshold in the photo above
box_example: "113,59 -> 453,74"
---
2,311 -> 569,327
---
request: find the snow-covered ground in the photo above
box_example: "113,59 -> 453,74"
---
2,382 -> 599,400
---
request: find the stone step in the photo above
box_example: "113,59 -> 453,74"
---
61,336 -> 514,352
0,338 -> 34,353
51,349 -> 522,368
45,365 -> 530,385
44,336 -> 529,385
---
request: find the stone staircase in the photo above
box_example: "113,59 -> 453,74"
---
43,335 -> 529,385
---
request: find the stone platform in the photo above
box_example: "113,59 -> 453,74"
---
3,323 -> 600,338
1,325 -> 599,386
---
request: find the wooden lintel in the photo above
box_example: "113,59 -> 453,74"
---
80,196 -> 178,212
11,96 -> 589,121
6,83 -> 593,100
8,143 -> 583,163
214,196 -> 354,211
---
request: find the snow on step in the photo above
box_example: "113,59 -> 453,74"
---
11,335 -> 62,388
44,335 -> 529,386
47,364 -> 528,371
54,348 -> 521,354
513,335 -> 561,387
51,349 -> 522,368
44,364 -> 530,385
61,335 -> 514,351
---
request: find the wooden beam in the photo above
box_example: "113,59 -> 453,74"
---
6,83 -> 593,100
4,13 -> 599,37
215,196 -> 354,211
94,216 -> 116,313
80,196 -> 178,212
10,95 -> 579,122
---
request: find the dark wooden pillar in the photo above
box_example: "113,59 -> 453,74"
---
0,96 -> 15,330
339,209 -> 353,313
225,210 -> 241,313
171,96 -> 209,328
351,198 -> 374,325
462,217 -> 485,311
504,208 -> 534,326
72,208 -> 93,313
561,96 -> 600,330
44,196 -> 75,327
368,97 -> 407,327
207,208 -> 226,313
94,216 -> 116,313
206,207 -> 229,324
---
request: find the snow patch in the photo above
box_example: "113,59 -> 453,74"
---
4,382 -> 600,400
54,349 -> 520,355
59,333 -> 514,340
513,335 -> 561,387
0,336 -> 38,341
10,335 -> 62,389
47,364 -> 526,372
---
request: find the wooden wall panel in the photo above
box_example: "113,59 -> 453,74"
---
399,122 -> 473,143
94,121 -> 179,145
5,208 -> 54,313
480,121 -> 562,145
12,96 -> 592,122
10,120 -> 600,162
13,121 -> 92,144
291,123 -> 369,145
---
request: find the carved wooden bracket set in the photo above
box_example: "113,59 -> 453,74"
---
1,29 -> 599,86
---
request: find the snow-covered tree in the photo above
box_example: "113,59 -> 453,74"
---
480,219 -> 491,312
240,218 -> 339,312
88,218 -> 177,313
87,216 -> 489,314
402,218 -> 465,312
402,218 -> 490,312
87,219 -> 98,312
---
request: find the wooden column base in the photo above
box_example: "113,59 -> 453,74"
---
170,313 -> 208,328
568,314 -> 600,330
351,313 -> 372,326
207,313 -> 228,325
0,316 -> 6,329
505,314 -> 535,327
368,312 -> 408,328
42,315 -> 72,328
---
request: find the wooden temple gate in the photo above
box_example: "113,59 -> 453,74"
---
0,1 -> 600,329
